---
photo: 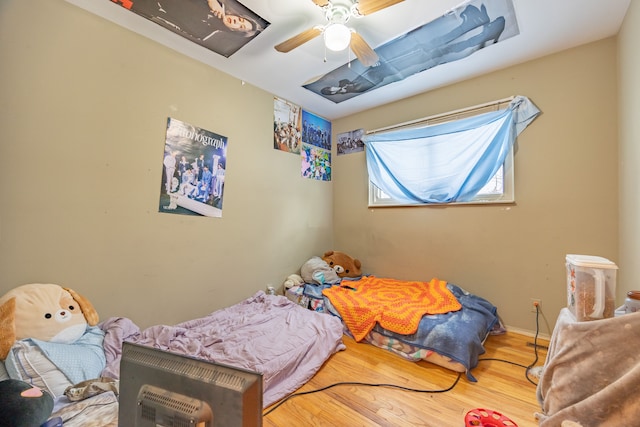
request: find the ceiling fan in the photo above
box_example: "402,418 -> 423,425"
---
274,0 -> 405,67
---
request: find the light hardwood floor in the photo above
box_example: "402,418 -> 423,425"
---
263,332 -> 548,427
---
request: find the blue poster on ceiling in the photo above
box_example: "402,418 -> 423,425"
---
303,0 -> 519,103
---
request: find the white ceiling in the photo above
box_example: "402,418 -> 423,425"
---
66,0 -> 630,120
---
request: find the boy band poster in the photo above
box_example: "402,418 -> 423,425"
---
273,96 -> 302,155
273,98 -> 332,182
159,117 -> 228,217
301,109 -> 331,181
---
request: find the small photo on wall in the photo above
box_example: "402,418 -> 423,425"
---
159,117 -> 228,218
273,97 -> 302,154
337,128 -> 365,155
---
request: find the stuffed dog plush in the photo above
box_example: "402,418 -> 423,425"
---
0,284 -> 99,360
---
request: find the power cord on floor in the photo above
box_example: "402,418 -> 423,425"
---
265,306 -> 544,416
263,372 -> 462,416
478,303 -> 542,386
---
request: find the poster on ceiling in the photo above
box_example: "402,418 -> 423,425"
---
109,0 -> 270,57
273,97 -> 302,154
303,0 -> 519,103
159,117 -> 228,218
301,110 -> 331,181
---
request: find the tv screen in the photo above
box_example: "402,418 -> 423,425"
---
118,342 -> 263,427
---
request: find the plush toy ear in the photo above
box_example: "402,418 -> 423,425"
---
63,288 -> 99,326
0,297 -> 17,360
354,259 -> 362,270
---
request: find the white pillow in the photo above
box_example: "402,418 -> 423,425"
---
4,339 -> 73,398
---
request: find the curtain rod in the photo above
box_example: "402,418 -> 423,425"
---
366,96 -> 515,135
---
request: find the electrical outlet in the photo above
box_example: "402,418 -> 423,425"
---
531,298 -> 542,313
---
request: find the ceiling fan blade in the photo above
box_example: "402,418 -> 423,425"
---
311,0 -> 330,7
355,0 -> 404,15
350,32 -> 379,67
275,27 -> 323,53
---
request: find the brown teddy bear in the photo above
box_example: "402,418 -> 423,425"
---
322,250 -> 362,278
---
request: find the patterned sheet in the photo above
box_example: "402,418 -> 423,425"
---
50,392 -> 118,427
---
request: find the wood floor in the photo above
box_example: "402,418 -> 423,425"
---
263,332 -> 548,427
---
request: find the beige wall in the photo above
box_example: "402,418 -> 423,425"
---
0,0 -> 333,328
332,38 -> 619,334
0,0 -> 629,335
618,0 -> 640,307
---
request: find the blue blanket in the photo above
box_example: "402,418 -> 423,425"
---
371,283 -> 497,381
31,326 -> 106,384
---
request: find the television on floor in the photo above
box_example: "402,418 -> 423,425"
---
118,342 -> 263,427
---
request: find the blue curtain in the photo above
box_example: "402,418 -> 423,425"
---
364,96 -> 540,203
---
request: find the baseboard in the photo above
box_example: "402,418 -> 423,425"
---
504,325 -> 551,341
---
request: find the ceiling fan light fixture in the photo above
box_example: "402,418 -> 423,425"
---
324,23 -> 351,51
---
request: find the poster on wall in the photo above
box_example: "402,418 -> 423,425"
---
301,110 -> 331,181
337,128 -> 365,155
273,97 -> 302,154
303,0 -> 519,103
109,0 -> 270,58
302,145 -> 331,181
159,117 -> 228,218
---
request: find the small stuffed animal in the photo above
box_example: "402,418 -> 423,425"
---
0,283 -> 99,360
322,250 -> 362,278
300,256 -> 341,285
283,274 -> 304,290
0,379 -> 54,427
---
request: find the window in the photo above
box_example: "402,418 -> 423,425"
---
366,96 -> 536,207
369,151 -> 514,206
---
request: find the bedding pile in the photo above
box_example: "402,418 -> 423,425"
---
101,291 -> 346,407
317,277 -> 497,380
2,291 -> 346,426
322,276 -> 461,341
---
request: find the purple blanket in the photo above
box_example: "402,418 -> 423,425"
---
100,292 -> 345,407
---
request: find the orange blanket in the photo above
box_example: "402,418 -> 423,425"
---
322,276 -> 461,341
